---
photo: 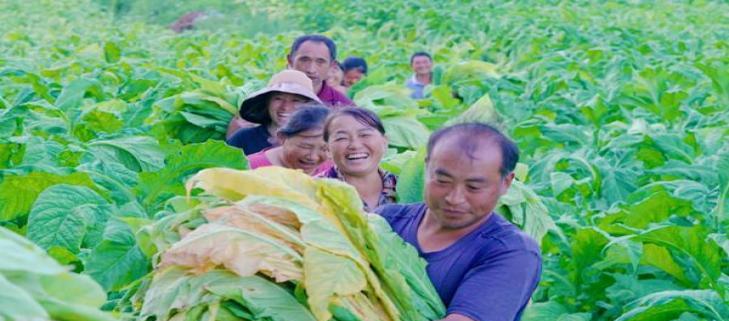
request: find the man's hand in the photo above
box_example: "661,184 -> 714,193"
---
439,313 -> 476,321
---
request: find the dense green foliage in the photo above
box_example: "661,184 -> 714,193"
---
1,0 -> 727,320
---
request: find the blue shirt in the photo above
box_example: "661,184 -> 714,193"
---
406,74 -> 427,99
375,203 -> 542,321
226,125 -> 273,155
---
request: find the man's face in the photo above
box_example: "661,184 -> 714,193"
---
411,56 -> 433,76
288,41 -> 333,91
424,136 -> 513,230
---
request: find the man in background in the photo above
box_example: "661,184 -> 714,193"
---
341,56 -> 368,88
228,34 -> 353,138
287,34 -> 353,107
406,51 -> 433,99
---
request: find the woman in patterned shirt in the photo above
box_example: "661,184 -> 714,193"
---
319,107 -> 397,211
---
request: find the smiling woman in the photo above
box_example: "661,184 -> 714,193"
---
226,70 -> 322,155
318,107 -> 397,211
247,105 -> 333,175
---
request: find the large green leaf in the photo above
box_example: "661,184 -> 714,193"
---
207,273 -> 318,321
635,226 -> 724,291
141,267 -> 316,321
6,270 -> 117,321
605,274 -> 682,309
367,215 -> 446,320
353,84 -> 416,111
26,184 -> 111,253
380,115 -> 431,149
0,226 -> 66,274
522,301 -> 591,321
442,60 -> 500,85
0,274 -> 49,320
303,247 -> 368,321
447,93 -> 501,125
641,244 -> 690,286
136,140 -> 248,212
0,172 -> 97,221
88,136 -> 165,172
598,188 -> 694,233
497,179 -> 559,244
615,290 -> 729,321
317,178 -> 443,320
148,92 -> 234,144
54,78 -> 104,112
395,147 -> 426,203
570,228 -> 610,288
83,217 -> 150,291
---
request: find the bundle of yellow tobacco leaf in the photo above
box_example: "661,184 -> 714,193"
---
133,167 -> 445,321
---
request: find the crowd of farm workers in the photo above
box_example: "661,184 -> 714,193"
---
224,34 -> 542,321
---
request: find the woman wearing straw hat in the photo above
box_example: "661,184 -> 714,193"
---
227,70 -> 323,155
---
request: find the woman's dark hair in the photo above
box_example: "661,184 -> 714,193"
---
323,107 -> 386,141
278,104 -> 331,138
342,57 -> 368,74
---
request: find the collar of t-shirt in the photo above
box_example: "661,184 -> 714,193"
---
318,81 -> 353,107
407,206 -> 500,260
408,74 -> 427,86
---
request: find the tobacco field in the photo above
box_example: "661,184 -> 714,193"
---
0,0 -> 727,320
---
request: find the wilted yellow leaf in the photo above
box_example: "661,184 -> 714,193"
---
205,204 -> 305,253
304,247 -> 367,321
186,167 -> 321,210
160,223 -> 303,282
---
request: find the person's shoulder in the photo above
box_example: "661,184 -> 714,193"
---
321,82 -> 354,106
479,214 -> 541,256
231,125 -> 265,137
227,127 -> 255,148
227,125 -> 262,143
314,160 -> 335,176
247,149 -> 272,169
405,75 -> 416,85
374,203 -> 425,221
374,203 -> 425,228
315,165 -> 339,179
227,125 -> 271,155
332,89 -> 354,105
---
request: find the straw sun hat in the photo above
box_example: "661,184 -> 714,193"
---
239,70 -> 322,124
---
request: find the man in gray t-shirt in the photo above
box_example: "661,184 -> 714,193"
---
406,51 -> 433,99
376,123 -> 542,321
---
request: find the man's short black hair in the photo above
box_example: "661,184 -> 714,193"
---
342,56 -> 368,74
410,51 -> 432,64
426,122 -> 519,177
290,34 -> 337,62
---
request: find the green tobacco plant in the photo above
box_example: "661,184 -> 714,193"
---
1,0 -> 727,320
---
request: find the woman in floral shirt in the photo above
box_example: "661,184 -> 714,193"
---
318,107 -> 397,211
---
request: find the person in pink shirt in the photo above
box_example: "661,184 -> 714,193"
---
247,105 -> 333,176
